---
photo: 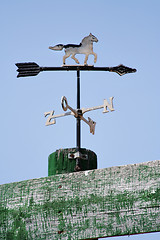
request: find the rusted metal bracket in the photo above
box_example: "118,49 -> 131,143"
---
68,151 -> 88,160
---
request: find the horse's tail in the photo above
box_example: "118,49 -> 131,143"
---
49,44 -> 64,51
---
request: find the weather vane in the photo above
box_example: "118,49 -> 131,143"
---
16,33 -> 136,168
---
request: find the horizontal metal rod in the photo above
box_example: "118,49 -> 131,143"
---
40,66 -> 111,72
16,62 -> 137,77
39,65 -> 137,76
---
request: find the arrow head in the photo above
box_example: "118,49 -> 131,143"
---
109,64 -> 137,76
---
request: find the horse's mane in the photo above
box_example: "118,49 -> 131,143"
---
81,35 -> 90,44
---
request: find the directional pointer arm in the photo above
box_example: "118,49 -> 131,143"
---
44,110 -> 74,126
82,98 -> 115,114
16,63 -> 136,78
80,116 -> 96,135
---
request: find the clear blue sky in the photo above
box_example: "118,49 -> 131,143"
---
0,1 -> 160,239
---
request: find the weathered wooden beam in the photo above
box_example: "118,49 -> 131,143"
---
0,160 -> 160,239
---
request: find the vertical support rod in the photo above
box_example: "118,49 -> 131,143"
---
77,69 -> 81,151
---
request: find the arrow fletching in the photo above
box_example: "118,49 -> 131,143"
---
16,62 -> 41,78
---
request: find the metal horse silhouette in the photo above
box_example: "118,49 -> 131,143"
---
49,33 -> 98,65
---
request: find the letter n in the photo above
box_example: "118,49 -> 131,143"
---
103,97 -> 115,113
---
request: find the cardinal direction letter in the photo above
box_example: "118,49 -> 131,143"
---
44,111 -> 56,126
103,97 -> 115,113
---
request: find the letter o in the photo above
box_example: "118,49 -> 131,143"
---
61,96 -> 68,111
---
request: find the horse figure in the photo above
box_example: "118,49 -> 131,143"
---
49,33 -> 98,65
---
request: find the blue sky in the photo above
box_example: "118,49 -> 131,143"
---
0,1 -> 160,239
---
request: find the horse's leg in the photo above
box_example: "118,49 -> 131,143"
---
63,52 -> 71,65
84,54 -> 89,65
92,52 -> 97,63
71,54 -> 79,64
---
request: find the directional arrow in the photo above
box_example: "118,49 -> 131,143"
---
16,62 -> 136,78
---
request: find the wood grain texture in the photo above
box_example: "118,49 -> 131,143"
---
0,160 -> 160,239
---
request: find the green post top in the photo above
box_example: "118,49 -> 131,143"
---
48,148 -> 97,176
